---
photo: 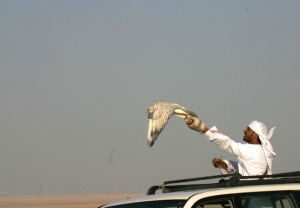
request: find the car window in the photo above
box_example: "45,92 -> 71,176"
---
105,200 -> 186,208
192,197 -> 234,208
293,191 -> 300,204
239,192 -> 296,208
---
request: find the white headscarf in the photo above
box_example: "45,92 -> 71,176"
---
248,120 -> 276,172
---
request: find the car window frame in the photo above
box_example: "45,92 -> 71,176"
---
191,194 -> 237,208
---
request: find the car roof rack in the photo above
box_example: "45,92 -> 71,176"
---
147,171 -> 300,195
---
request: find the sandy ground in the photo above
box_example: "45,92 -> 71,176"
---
0,193 -> 143,208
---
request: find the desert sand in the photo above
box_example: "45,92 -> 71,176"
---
0,193 -> 143,208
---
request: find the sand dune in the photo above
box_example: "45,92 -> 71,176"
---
0,193 -> 143,208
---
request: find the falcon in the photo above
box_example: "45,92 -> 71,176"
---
147,101 -> 198,147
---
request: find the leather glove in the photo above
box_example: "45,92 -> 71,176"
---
186,116 -> 206,133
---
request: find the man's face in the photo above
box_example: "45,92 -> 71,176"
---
243,126 -> 257,143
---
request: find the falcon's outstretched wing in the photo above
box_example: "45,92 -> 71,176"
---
147,101 -> 197,147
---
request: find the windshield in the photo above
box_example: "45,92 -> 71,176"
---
104,200 -> 186,208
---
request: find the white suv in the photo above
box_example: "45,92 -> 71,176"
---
99,172 -> 300,208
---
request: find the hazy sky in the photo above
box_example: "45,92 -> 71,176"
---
1,1 -> 300,196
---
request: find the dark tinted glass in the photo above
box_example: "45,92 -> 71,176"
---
293,191 -> 300,204
239,193 -> 296,208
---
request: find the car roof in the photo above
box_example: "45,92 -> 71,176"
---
101,189 -> 213,207
147,171 -> 300,194
102,183 -> 300,207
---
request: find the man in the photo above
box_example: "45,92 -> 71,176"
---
186,118 -> 276,176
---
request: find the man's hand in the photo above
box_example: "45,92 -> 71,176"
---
186,117 -> 207,133
212,158 -> 228,169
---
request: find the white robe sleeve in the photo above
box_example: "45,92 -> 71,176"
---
204,126 -> 252,161
221,160 -> 238,174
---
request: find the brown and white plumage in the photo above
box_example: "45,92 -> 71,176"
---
147,101 -> 198,147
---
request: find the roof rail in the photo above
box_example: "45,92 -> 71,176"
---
147,171 -> 300,195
